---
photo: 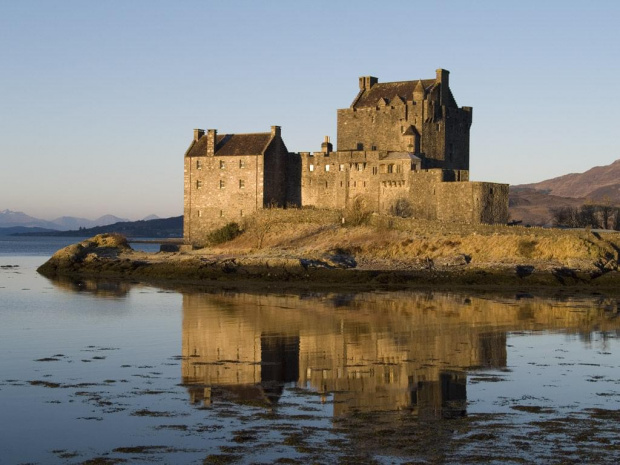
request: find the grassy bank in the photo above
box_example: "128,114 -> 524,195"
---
37,209 -> 620,292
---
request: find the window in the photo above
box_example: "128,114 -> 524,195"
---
388,164 -> 394,174
396,164 -> 401,173
219,180 -> 225,189
240,210 -> 243,217
196,180 -> 202,189
198,210 -> 202,217
325,164 -> 330,172
357,163 -> 363,172
220,210 -> 224,217
239,179 -> 245,189
239,159 -> 245,169
309,164 -> 314,172
372,167 -> 378,175
325,181 -> 328,188
196,160 -> 202,170
219,160 -> 226,169
339,164 -> 345,171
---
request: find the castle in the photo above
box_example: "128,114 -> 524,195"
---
184,69 -> 509,245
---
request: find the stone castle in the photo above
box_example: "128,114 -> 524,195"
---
184,69 -> 509,244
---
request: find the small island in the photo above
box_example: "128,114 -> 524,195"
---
37,208 -> 620,293
37,69 -> 620,293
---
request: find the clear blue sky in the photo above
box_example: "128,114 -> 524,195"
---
1,0 -> 619,220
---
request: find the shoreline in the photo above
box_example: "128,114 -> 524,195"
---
36,234 -> 620,297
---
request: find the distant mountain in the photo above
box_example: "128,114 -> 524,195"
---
510,159 -> 620,226
0,209 -> 59,229
15,216 -> 183,238
50,214 -> 129,229
517,159 -> 620,203
1,210 -> 131,230
142,214 -> 160,221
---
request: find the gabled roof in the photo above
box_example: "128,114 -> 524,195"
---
353,79 -> 436,108
186,132 -> 273,157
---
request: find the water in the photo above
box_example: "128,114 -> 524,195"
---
1,239 -> 620,463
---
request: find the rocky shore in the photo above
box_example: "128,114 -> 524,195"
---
37,232 -> 620,293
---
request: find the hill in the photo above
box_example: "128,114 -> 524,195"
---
16,216 -> 183,238
510,159 -> 620,226
517,159 -> 620,202
0,226 -> 58,236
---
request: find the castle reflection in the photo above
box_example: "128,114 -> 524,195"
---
181,291 -> 619,417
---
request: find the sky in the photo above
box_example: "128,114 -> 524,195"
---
1,0 -> 619,220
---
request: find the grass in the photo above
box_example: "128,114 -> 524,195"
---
203,207 -> 620,270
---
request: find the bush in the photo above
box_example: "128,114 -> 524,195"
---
391,198 -> 413,218
207,222 -> 242,245
343,197 -> 372,226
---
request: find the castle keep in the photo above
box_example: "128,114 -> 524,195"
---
184,69 -> 509,244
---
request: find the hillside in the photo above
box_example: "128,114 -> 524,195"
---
517,159 -> 620,202
16,216 -> 183,238
508,188 -> 585,226
509,159 -> 620,226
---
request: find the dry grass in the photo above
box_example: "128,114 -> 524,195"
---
200,208 -> 620,269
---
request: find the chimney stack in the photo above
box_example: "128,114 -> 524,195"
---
193,128 -> 205,141
321,136 -> 333,154
271,125 -> 281,138
206,129 -> 217,156
436,69 -> 450,105
358,76 -> 378,90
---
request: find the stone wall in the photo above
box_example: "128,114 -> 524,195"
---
184,154 -> 263,244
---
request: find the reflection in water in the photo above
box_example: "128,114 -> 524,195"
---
181,292 -> 619,418
43,275 -> 132,298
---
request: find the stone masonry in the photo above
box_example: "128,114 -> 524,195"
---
184,69 -> 509,245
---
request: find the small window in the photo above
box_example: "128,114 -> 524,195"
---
196,180 -> 202,189
340,181 -> 343,187
309,164 -> 314,172
219,160 -> 226,169
396,165 -> 401,173
220,210 -> 224,217
239,179 -> 245,189
357,163 -> 363,172
196,160 -> 202,170
325,164 -> 330,172
325,181 -> 328,188
380,164 -> 387,174
197,210 -> 202,217
239,160 -> 245,169
339,164 -> 345,171
240,209 -> 243,217
219,180 -> 225,189
372,167 -> 378,175
388,164 -> 394,174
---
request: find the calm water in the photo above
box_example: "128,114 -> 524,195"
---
1,238 -> 620,464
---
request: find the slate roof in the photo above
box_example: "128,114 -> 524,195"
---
353,79 -> 436,108
186,132 -> 273,157
382,152 -> 422,162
